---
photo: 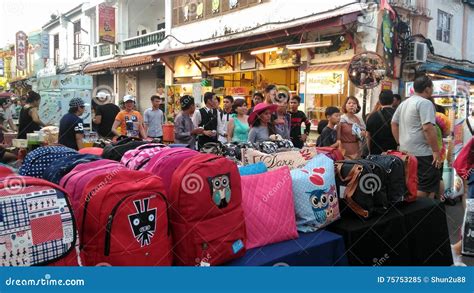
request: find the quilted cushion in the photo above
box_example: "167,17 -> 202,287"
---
291,154 -> 340,232
241,148 -> 317,171
239,162 -> 268,176
241,166 -> 298,249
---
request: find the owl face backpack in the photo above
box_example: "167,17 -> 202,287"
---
170,154 -> 246,266
291,154 -> 340,232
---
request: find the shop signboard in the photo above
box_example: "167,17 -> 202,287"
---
306,71 -> 344,94
227,87 -> 248,96
41,33 -> 49,59
38,90 -> 92,127
405,80 -> 457,97
381,81 -> 392,91
98,4 -> 115,44
36,75 -> 93,91
15,31 -> 28,71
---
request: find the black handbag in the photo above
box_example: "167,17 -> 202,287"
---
366,154 -> 408,203
200,141 -> 224,156
102,137 -> 146,161
335,160 -> 389,218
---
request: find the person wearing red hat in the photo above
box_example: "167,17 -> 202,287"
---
248,103 -> 278,144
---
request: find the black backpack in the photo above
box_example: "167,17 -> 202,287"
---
335,160 -> 389,218
366,154 -> 408,203
102,136 -> 147,161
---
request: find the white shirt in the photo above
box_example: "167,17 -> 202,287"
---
192,106 -> 223,135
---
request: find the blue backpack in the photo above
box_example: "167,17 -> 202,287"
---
43,153 -> 102,184
239,162 -> 268,176
19,146 -> 78,178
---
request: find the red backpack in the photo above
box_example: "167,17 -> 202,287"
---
77,170 -> 172,266
170,154 -> 246,266
0,176 -> 81,266
315,147 -> 344,161
144,148 -> 199,195
383,150 -> 418,202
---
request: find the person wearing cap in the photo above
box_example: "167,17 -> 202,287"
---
174,95 -> 205,149
248,103 -> 278,144
93,92 -> 120,138
59,98 -> 87,150
112,95 -> 146,139
192,92 -> 222,150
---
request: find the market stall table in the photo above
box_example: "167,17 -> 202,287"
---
226,230 -> 347,266
327,197 -> 453,266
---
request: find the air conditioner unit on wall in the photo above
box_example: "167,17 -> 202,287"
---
406,42 -> 428,63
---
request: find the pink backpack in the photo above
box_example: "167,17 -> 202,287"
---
144,148 -> 199,195
120,143 -> 169,170
241,166 -> 298,249
59,159 -> 126,214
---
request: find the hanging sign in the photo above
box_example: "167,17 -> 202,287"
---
16,31 -> 28,71
306,71 -> 344,94
98,4 -> 116,44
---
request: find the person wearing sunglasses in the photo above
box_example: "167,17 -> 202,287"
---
58,98 -> 87,150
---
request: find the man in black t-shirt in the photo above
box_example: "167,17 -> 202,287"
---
93,102 -> 120,138
59,98 -> 86,150
366,90 -> 398,154
289,95 -> 311,148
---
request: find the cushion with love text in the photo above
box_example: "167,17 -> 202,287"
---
241,148 -> 317,171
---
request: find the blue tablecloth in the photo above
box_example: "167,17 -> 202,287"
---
226,230 -> 347,266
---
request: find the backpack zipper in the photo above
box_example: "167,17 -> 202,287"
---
79,179 -> 122,249
104,192 -> 169,256
103,194 -> 134,256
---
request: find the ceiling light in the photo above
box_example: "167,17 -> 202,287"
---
286,41 -> 333,50
250,47 -> 282,55
192,76 -> 201,80
200,56 -> 220,62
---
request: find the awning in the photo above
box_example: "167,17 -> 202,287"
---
83,58 -> 117,74
419,62 -> 474,82
153,7 -> 360,59
83,52 -> 159,74
305,62 -> 348,72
